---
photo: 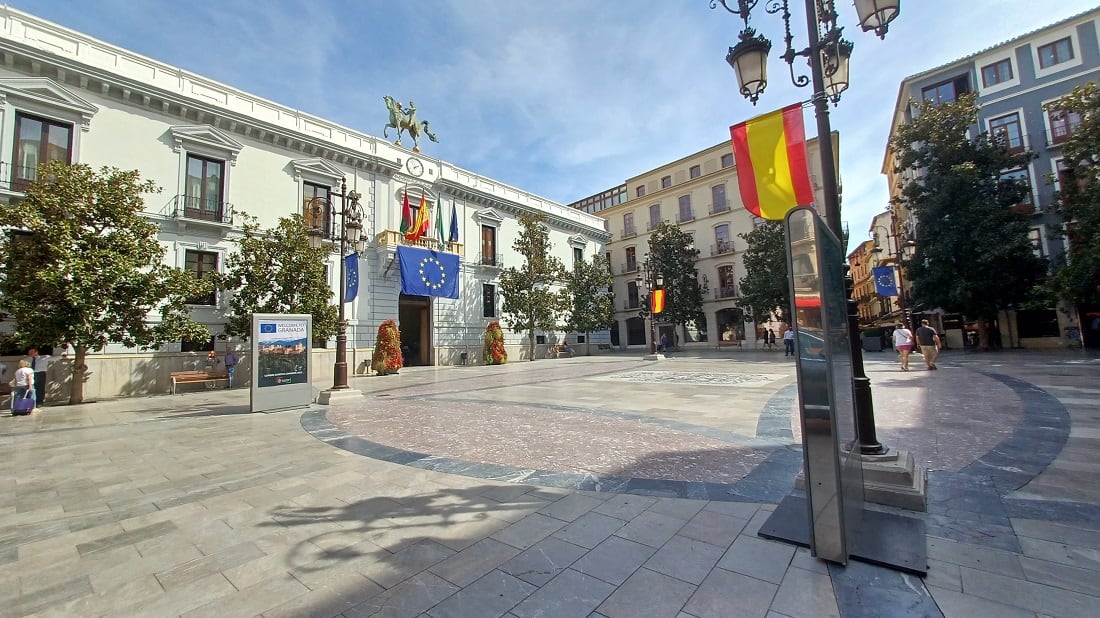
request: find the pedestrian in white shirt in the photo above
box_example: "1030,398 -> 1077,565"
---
24,347 -> 63,404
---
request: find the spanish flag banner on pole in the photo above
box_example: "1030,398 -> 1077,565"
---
729,103 -> 815,220
651,288 -> 666,315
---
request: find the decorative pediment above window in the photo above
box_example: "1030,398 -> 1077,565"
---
473,208 -> 504,226
568,234 -> 588,249
169,125 -> 244,164
0,77 -> 98,131
290,157 -> 344,183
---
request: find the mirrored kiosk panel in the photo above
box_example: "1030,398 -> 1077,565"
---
250,313 -> 313,413
785,207 -> 864,564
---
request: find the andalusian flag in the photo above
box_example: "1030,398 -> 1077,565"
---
651,289 -> 666,315
435,199 -> 446,249
730,104 -> 814,220
400,192 -> 414,239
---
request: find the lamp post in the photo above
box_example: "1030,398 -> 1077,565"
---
635,255 -> 664,356
306,177 -> 366,403
714,0 -> 900,456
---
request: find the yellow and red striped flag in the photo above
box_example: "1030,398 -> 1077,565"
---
729,104 -> 814,220
651,289 -> 666,315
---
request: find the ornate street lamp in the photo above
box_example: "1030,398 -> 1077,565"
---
712,0 -> 901,455
306,177 -> 365,401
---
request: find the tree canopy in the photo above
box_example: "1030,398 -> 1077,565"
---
647,222 -> 705,334
1046,83 -> 1100,307
0,161 -> 210,403
889,93 -> 1047,321
217,213 -> 338,342
564,253 -> 614,354
737,219 -> 790,325
498,213 -> 569,360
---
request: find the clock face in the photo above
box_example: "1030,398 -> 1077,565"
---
406,157 -> 424,177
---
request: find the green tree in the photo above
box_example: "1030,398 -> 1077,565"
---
1046,83 -> 1100,308
890,93 -> 1046,336
737,220 -> 791,325
498,213 -> 568,360
0,162 -> 210,404
217,213 -> 338,342
564,254 -> 614,354
647,222 -> 705,338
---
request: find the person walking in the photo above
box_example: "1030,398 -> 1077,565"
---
892,322 -> 915,371
659,332 -> 668,353
915,319 -> 941,370
10,359 -> 34,411
767,328 -> 777,351
224,347 -> 240,389
783,327 -> 796,357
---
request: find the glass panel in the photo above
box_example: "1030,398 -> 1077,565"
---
712,184 -> 727,211
15,116 -> 43,181
46,124 -> 71,163
715,224 -> 730,244
204,160 -> 223,212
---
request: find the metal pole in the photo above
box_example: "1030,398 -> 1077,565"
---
803,0 -> 885,455
332,177 -> 349,391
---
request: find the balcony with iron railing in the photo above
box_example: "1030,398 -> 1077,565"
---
714,285 -> 739,300
621,226 -> 637,239
169,194 -> 233,225
375,230 -> 463,254
477,252 -> 504,267
710,241 -> 734,256
621,262 -> 639,274
708,200 -> 730,215
0,162 -> 40,194
1047,123 -> 1079,147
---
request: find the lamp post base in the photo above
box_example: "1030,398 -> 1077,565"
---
316,388 -> 364,406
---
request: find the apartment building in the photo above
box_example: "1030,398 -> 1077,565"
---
0,7 -> 610,400
575,136 -> 831,351
883,7 -> 1100,348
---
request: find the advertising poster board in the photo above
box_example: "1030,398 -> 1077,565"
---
250,313 -> 313,413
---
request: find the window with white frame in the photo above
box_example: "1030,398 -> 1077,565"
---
0,78 -> 97,192
1047,108 -> 1082,145
1037,37 -> 1073,69
989,112 -> 1025,153
1000,168 -> 1034,208
981,58 -> 1013,87
303,182 -> 332,239
483,284 -> 496,317
184,249 -> 218,305
1027,228 -> 1044,257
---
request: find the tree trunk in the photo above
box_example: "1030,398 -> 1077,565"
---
69,345 -> 88,404
528,327 -> 535,361
585,331 -> 591,356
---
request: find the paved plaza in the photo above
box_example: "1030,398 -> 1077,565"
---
1,349 -> 1099,617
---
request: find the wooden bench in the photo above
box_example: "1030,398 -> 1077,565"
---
549,344 -> 575,358
170,370 -> 228,394
716,339 -> 743,350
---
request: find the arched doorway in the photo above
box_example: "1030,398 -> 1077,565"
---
398,293 -> 431,366
716,307 -> 745,343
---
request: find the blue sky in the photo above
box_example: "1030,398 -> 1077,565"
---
11,0 -> 1100,244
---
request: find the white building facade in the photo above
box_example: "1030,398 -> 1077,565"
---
0,7 -> 610,400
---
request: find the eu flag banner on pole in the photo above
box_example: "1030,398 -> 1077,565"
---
397,245 -> 460,299
343,253 -> 359,303
730,103 -> 815,220
872,266 -> 899,297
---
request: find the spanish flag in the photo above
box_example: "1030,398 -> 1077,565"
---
407,194 -> 430,241
730,104 -> 814,220
651,288 -> 666,315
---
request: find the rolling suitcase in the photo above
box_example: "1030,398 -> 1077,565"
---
12,391 -> 35,415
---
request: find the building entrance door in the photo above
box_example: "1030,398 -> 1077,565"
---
398,294 -> 431,365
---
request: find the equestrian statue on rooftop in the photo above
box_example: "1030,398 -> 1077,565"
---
382,96 -> 439,152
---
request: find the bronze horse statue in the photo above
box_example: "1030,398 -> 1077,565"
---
383,96 -> 439,152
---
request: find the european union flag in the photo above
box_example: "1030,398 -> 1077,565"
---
398,245 -> 459,299
872,266 -> 899,297
260,323 -> 277,333
343,253 -> 359,303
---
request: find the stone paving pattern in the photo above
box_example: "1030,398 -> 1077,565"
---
0,349 -> 1097,616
